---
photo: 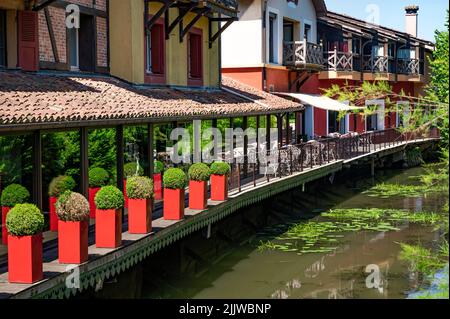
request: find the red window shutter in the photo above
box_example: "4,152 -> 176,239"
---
151,24 -> 164,74
18,11 -> 39,72
189,34 -> 202,79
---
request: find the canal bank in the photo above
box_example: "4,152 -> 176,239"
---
76,153 -> 447,299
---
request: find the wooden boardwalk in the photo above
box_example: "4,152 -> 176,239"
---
0,137 -> 439,299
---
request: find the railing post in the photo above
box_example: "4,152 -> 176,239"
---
300,144 -> 304,172
310,143 -> 313,169
289,148 -> 293,175
327,140 -> 330,163
237,162 -> 241,193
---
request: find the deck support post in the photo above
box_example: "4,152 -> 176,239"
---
80,127 -> 89,199
147,123 -> 154,177
116,125 -> 124,192
32,130 -> 43,211
285,113 -> 290,145
243,116 -> 248,178
277,114 -> 283,147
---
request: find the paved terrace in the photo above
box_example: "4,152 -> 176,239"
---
0,129 -> 440,299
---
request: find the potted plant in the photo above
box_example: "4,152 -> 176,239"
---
153,161 -> 164,200
126,176 -> 153,234
163,168 -> 187,220
56,191 -> 90,264
88,167 -> 109,219
123,162 -> 144,209
210,162 -> 231,201
188,163 -> 210,210
0,184 -> 30,245
48,175 -> 76,232
94,185 -> 124,248
6,203 -> 45,284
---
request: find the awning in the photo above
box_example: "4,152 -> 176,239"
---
275,93 -> 364,112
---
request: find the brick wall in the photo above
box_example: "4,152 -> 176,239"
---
38,0 -> 108,70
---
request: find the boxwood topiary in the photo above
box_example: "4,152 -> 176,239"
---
6,203 -> 45,236
210,162 -> 231,176
56,191 -> 90,222
126,176 -> 154,199
154,161 -> 164,174
48,175 -> 76,197
163,168 -> 187,190
94,186 -> 124,210
89,167 -> 109,188
0,184 -> 30,208
188,163 -> 211,182
124,162 -> 144,179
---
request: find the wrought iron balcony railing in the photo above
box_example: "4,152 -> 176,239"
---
283,40 -> 324,68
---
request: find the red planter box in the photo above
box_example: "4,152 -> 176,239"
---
58,220 -> 89,264
154,173 -> 163,200
189,180 -> 208,210
128,199 -> 152,234
8,234 -> 43,284
49,196 -> 58,232
95,208 -> 122,248
123,179 -> 129,209
210,174 -> 228,201
88,187 -> 100,219
2,206 -> 11,245
163,188 -> 185,220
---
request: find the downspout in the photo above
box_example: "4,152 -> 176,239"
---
262,0 -> 268,91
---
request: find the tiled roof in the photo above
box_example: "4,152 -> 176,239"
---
0,71 -> 302,130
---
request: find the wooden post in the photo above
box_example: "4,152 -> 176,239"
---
212,118 -> 218,158
147,123 -> 154,177
295,111 -> 301,144
32,130 -> 43,211
266,114 -> 271,149
80,127 -> 89,199
243,116 -> 248,178
277,115 -> 283,147
116,125 -> 124,192
285,113 -> 290,145
256,115 -> 260,171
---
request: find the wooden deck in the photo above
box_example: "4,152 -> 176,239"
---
0,137 -> 439,299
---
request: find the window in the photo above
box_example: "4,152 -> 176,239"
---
67,26 -> 79,70
0,10 -> 6,68
146,24 -> 164,75
269,13 -> 277,63
188,31 -> 203,84
304,23 -> 311,42
283,21 -> 294,42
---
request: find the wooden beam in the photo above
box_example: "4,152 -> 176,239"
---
32,130 -> 43,211
146,0 -> 175,33
277,115 -> 283,147
116,125 -> 124,192
80,127 -> 89,199
266,114 -> 271,150
50,0 -> 107,18
44,7 -> 59,63
179,7 -> 209,42
32,0 -> 58,11
166,3 -> 196,39
208,17 -> 236,48
285,113 -> 290,145
243,116 -> 248,177
147,123 -> 154,177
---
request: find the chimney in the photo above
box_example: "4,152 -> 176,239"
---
405,5 -> 419,37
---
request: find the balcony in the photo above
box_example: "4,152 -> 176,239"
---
325,51 -> 356,72
209,0 -> 238,10
283,40 -> 324,69
397,58 -> 421,75
362,55 -> 392,73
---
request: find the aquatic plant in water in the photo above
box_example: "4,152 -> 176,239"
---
257,208 -> 444,255
363,183 -> 446,198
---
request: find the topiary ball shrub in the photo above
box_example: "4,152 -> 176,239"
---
89,167 -> 110,188
210,162 -> 231,176
6,204 -> 45,236
56,191 -> 90,222
126,176 -> 154,199
94,186 -> 124,210
0,184 -> 30,208
188,163 -> 211,182
48,175 -> 76,197
163,168 -> 187,190
154,161 -> 164,174
124,162 -> 144,179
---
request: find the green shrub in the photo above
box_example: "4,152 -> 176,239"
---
126,176 -> 154,199
154,161 -> 164,174
163,168 -> 187,190
94,186 -> 124,210
56,191 -> 90,222
0,184 -> 30,208
48,175 -> 76,197
6,204 -> 45,236
188,163 -> 211,181
89,167 -> 109,188
210,162 -> 231,176
124,162 -> 144,179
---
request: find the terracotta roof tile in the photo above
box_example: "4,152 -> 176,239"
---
0,71 -> 302,130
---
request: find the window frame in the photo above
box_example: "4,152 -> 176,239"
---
187,27 -> 203,87
144,15 -> 166,85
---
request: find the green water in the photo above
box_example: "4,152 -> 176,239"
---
143,167 -> 448,299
